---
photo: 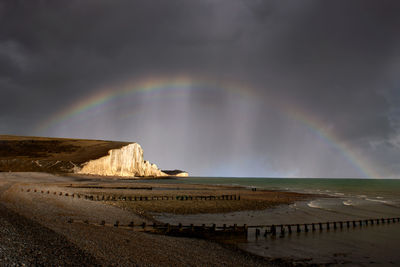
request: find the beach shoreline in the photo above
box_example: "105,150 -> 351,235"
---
0,172 -> 317,266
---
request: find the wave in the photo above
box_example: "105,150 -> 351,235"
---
343,200 -> 353,206
307,201 -> 323,209
334,192 -> 345,196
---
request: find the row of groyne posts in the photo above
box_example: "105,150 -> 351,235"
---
250,217 -> 400,239
63,217 -> 400,240
19,188 -> 399,240
20,188 -> 240,201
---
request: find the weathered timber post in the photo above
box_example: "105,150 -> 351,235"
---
381,218 -> 385,223
114,221 -> 119,227
212,224 -> 216,232
255,228 -> 260,238
238,195 -> 241,200
376,219 -> 380,224
244,224 -> 248,237
304,224 -> 309,232
353,221 -> 356,227
347,221 -> 350,228
340,221 -> 343,229
280,225 -> 285,236
271,225 -> 276,236
333,222 -> 337,229
234,224 -> 237,231
370,219 -> 374,225
178,223 -> 182,232
319,223 -> 323,230
223,224 -> 226,231
288,225 -> 292,234
190,224 -> 194,232
296,224 -> 301,233
326,222 -> 330,230
365,220 -> 368,226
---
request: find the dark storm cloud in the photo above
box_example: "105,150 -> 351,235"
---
1,0 -> 400,177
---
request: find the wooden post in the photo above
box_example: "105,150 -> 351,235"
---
319,222 -> 323,230
353,221 -> 356,227
212,224 -> 216,232
255,228 -> 260,238
333,222 -> 337,229
365,220 -> 368,226
271,225 -> 276,236
340,221 -> 343,228
280,225 -> 285,236
114,221 -> 119,227
100,220 -> 105,226
304,224 -> 309,232
326,222 -> 330,230
142,222 -> 146,229
311,223 -> 316,231
129,221 -> 134,227
347,221 -> 350,228
223,224 -> 226,231
359,220 -> 362,227
296,224 -> 301,233
288,225 -> 292,234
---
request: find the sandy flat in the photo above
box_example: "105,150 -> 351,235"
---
1,172 -> 303,266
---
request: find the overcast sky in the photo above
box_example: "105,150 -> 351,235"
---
1,0 -> 400,178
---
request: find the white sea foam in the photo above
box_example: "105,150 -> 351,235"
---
307,201 -> 323,209
343,200 -> 353,206
365,198 -> 389,204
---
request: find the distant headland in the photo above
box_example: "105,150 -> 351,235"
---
0,135 -> 188,178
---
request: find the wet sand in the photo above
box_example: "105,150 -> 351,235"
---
0,172 -> 311,266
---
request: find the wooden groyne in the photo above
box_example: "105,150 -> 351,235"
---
20,187 -> 399,241
65,216 -> 400,241
21,187 -> 240,201
249,218 -> 400,239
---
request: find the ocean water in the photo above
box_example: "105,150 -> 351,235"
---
152,178 -> 400,265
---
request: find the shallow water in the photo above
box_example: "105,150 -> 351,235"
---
153,177 -> 400,265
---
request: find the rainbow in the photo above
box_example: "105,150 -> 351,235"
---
36,76 -> 379,178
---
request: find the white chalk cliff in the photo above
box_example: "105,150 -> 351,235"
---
77,143 -> 173,177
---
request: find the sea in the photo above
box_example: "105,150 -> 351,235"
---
152,177 -> 400,266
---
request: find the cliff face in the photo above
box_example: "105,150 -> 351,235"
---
77,143 -> 167,177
